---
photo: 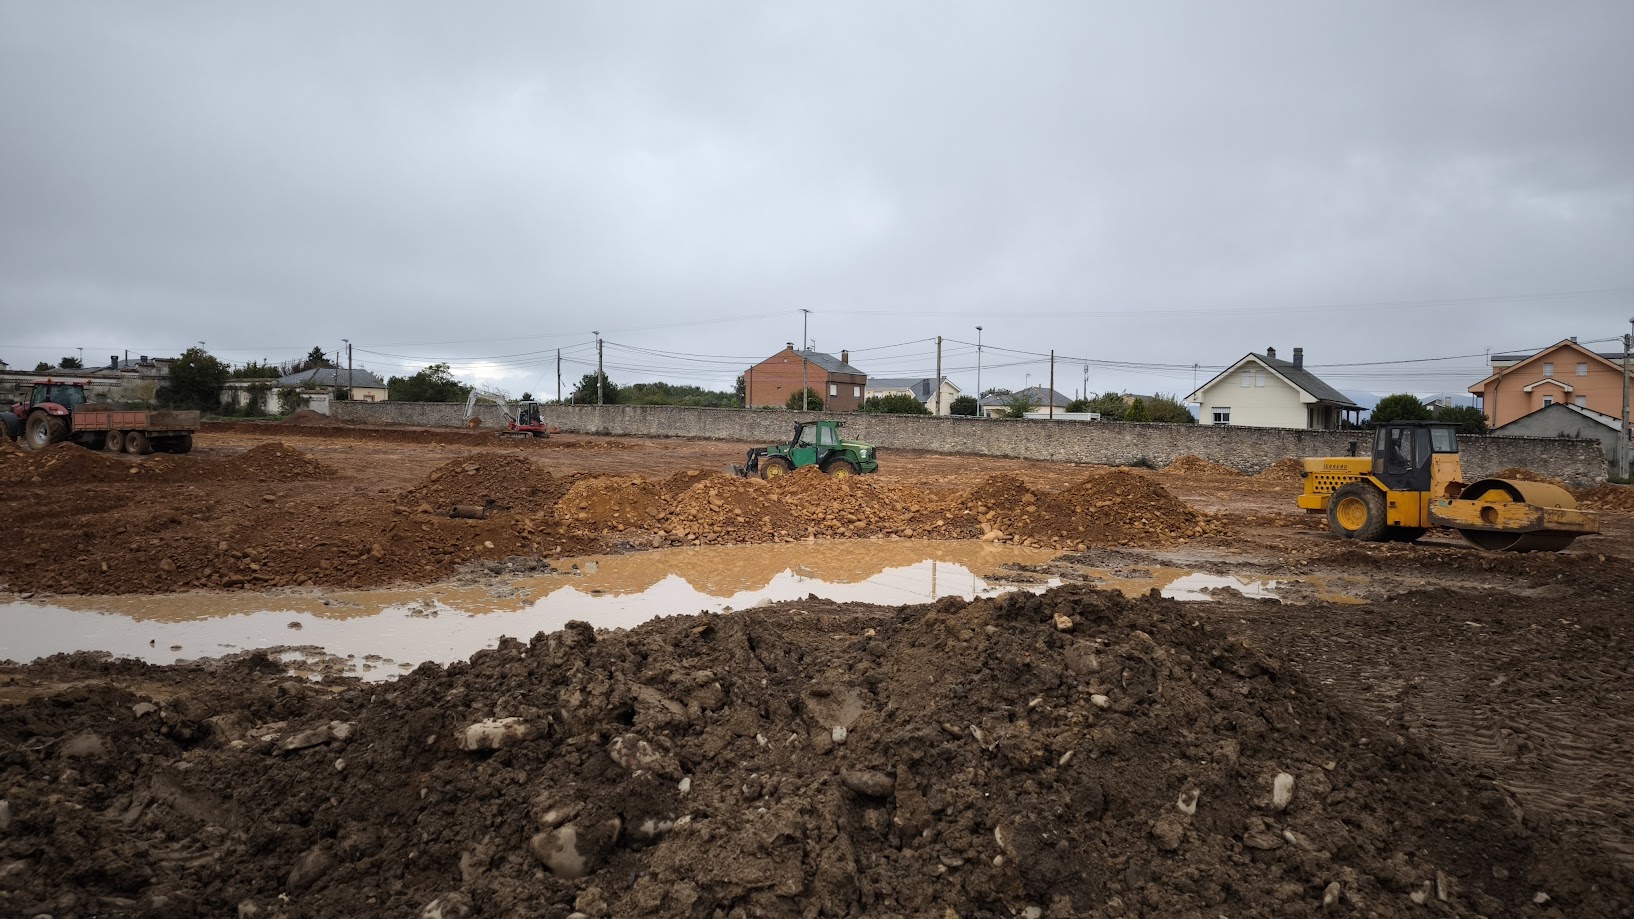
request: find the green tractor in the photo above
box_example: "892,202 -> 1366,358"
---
731,419 -> 879,479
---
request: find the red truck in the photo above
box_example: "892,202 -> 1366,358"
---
3,381 -> 199,454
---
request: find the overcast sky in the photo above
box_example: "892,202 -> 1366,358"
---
3,1 -> 1631,401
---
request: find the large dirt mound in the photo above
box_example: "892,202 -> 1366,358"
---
977,470 -> 1222,548
227,442 -> 336,481
1489,467 -> 1566,487
0,441 -> 132,483
1,587 -> 1628,917
1162,454 -> 1243,476
1575,483 -> 1634,513
1255,457 -> 1306,480
397,454 -> 572,511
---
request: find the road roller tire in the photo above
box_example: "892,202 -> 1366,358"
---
1327,482 -> 1388,542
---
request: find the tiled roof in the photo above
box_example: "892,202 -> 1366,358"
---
276,367 -> 386,388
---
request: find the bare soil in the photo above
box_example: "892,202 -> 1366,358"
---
3,422 -> 1632,917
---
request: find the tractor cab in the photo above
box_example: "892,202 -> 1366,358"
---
25,381 -> 87,412
786,419 -> 844,468
1370,421 -> 1461,495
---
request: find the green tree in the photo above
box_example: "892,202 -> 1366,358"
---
58,355 -> 83,369
785,388 -> 824,411
33,361 -> 50,372
158,346 -> 230,410
1065,398 -> 1092,413
519,391 -> 534,402
301,346 -> 334,371
387,363 -> 472,402
1431,404 -> 1489,435
734,375 -> 746,407
949,395 -> 980,416
570,371 -> 619,405
1144,393 -> 1197,424
244,382 -> 273,417
278,386 -> 304,415
621,381 -> 736,407
1085,392 -> 1128,421
1001,390 -> 1041,418
860,393 -> 931,415
231,360 -> 283,379
1369,393 -> 1432,425
1125,398 -> 1150,421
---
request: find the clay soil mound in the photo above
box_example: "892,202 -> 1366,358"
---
1575,483 -> 1634,513
1,441 -> 130,484
1163,455 -> 1243,476
980,471 -> 1221,547
227,442 -> 337,481
1255,457 -> 1306,479
2,587 -> 1630,917
399,453 -> 572,511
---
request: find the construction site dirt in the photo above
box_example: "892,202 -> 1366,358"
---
2,422 -> 1632,917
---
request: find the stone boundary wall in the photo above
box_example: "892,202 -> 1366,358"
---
333,402 -> 1610,486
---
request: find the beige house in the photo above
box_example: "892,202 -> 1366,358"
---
1187,347 -> 1359,429
864,377 -> 961,415
1469,338 -> 1629,428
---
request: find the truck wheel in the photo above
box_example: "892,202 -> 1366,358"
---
125,430 -> 152,455
24,412 -> 67,451
106,430 -> 126,453
824,459 -> 858,477
1327,482 -> 1388,542
760,457 -> 793,480
171,433 -> 193,454
0,411 -> 19,441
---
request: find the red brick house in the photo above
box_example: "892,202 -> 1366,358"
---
745,343 -> 867,411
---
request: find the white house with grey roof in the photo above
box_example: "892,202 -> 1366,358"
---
1186,347 -> 1360,429
865,376 -> 961,415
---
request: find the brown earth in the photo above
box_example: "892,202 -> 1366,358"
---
4,587 -> 1633,918
3,424 -> 1633,917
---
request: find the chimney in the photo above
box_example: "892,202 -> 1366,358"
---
109,355 -> 118,370
139,355 -> 148,363
840,350 -> 849,365
1266,346 -> 1276,360
786,342 -> 794,351
1293,347 -> 1304,369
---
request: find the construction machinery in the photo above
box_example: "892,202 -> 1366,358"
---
730,419 -> 879,479
6,381 -> 198,454
1297,421 -> 1598,552
463,389 -> 549,439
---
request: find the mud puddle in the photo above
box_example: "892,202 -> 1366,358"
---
1068,564 -> 1367,604
0,540 -> 1058,679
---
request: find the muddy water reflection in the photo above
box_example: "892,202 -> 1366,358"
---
0,541 -> 1058,678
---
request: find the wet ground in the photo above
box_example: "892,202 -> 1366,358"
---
2,421 -> 1632,916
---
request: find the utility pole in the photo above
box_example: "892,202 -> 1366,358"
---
934,336 -> 943,415
800,309 -> 810,412
556,349 -> 562,404
1049,350 -> 1056,419
342,338 -> 352,398
594,332 -> 604,405
975,326 -> 983,416
1621,322 -> 1631,480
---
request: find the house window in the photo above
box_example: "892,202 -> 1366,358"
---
1240,369 -> 1252,387
1577,362 -> 1588,377
1255,371 -> 1265,387
1543,362 -> 1554,377
1542,396 -> 1553,406
828,383 -> 837,397
1212,407 -> 1231,425
853,386 -> 860,398
1576,396 -> 1587,407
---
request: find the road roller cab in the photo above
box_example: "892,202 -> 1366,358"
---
1296,421 -> 1598,552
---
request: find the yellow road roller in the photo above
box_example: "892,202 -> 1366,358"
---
1296,421 -> 1599,552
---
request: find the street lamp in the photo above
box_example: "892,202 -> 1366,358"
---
975,326 -> 983,415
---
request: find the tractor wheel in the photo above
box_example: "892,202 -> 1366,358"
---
1327,482 -> 1388,542
106,430 -> 126,453
24,412 -> 67,451
126,430 -> 152,455
760,457 -> 793,480
825,459 -> 858,477
1384,526 -> 1427,543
